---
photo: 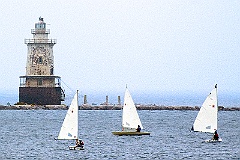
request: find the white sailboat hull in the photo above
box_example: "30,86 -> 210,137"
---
69,146 -> 84,150
204,138 -> 222,143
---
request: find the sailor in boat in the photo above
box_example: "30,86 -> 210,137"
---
74,139 -> 84,149
136,125 -> 141,132
212,130 -> 219,141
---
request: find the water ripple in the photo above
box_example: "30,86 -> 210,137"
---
0,110 -> 239,159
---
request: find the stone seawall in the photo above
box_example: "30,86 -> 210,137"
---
0,104 -> 239,111
80,105 -> 240,111
0,105 -> 67,110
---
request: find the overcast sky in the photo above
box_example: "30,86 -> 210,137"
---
1,0 -> 240,103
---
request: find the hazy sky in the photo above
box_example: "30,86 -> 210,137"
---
1,0 -> 240,103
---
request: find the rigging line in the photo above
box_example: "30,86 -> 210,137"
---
60,79 -> 75,94
60,79 -> 84,98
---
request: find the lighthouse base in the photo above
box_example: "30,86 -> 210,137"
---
19,87 -> 64,105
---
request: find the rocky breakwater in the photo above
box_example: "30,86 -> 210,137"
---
0,104 -> 239,111
80,104 -> 240,111
0,105 -> 67,110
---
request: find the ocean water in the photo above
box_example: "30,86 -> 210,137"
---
0,110 -> 239,159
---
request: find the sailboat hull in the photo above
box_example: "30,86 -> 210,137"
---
69,146 -> 84,150
204,138 -> 222,143
112,131 -> 150,136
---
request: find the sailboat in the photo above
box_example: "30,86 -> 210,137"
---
191,84 -> 222,142
57,90 -> 84,150
112,87 -> 150,136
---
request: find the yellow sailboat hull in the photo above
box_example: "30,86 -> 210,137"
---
112,131 -> 150,136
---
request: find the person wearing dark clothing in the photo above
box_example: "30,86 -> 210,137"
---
75,139 -> 84,149
136,125 -> 141,132
213,130 -> 219,140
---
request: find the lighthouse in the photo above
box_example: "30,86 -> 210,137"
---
19,17 -> 65,105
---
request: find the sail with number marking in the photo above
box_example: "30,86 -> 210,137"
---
192,84 -> 218,133
57,91 -> 79,140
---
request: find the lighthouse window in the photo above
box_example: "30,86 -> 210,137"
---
50,68 -> 53,75
38,57 -> 43,64
37,79 -> 43,86
35,23 -> 45,29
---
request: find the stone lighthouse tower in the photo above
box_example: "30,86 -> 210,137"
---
19,17 -> 65,105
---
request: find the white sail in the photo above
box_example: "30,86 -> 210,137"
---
57,91 -> 79,140
122,88 -> 143,131
192,84 -> 218,133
